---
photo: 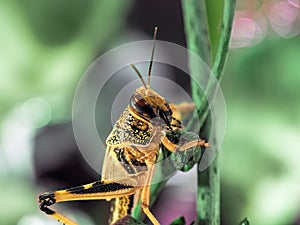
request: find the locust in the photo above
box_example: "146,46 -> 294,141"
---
38,27 -> 209,225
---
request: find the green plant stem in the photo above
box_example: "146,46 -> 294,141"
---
181,0 -> 212,127
197,115 -> 220,225
181,0 -> 236,224
212,0 -> 237,80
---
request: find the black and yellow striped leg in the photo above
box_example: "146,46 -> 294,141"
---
38,180 -> 138,225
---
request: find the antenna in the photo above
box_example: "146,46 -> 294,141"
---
147,26 -> 158,88
130,64 -> 147,89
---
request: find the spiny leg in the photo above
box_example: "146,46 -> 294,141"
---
174,102 -> 195,113
38,180 -> 139,225
161,135 -> 209,153
140,166 -> 160,225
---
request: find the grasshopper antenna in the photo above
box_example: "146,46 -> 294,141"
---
130,64 -> 147,89
147,26 -> 158,88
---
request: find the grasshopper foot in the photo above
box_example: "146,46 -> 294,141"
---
38,192 -> 56,215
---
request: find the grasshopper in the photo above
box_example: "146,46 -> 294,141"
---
38,27 -> 209,225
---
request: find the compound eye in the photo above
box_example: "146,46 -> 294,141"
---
130,93 -> 156,119
133,93 -> 148,107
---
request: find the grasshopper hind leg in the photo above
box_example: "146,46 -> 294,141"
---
39,192 -> 56,215
38,180 -> 138,225
39,192 -> 78,225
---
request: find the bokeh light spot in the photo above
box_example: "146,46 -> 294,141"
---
269,1 -> 298,26
20,98 -> 51,128
288,0 -> 300,8
230,17 -> 263,48
269,1 -> 300,38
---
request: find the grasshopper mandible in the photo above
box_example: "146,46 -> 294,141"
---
38,27 -> 209,225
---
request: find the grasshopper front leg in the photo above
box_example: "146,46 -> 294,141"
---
38,180 -> 139,225
161,130 -> 209,172
140,165 -> 160,225
161,136 -> 209,153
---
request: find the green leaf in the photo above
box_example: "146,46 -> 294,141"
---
239,217 -> 250,225
169,216 -> 186,225
181,0 -> 212,66
205,0 -> 225,62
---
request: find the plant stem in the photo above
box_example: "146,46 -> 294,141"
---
181,0 -> 236,224
197,116 -> 220,225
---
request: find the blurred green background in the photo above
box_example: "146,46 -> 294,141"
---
0,0 -> 300,225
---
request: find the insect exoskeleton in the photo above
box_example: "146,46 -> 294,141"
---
37,27 -> 209,225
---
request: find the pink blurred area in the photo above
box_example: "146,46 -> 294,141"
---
230,17 -> 263,48
288,0 -> 300,8
269,1 -> 300,38
152,169 -> 198,225
230,0 -> 300,48
154,186 -> 197,225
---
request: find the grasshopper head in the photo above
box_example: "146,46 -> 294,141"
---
130,87 -> 172,126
